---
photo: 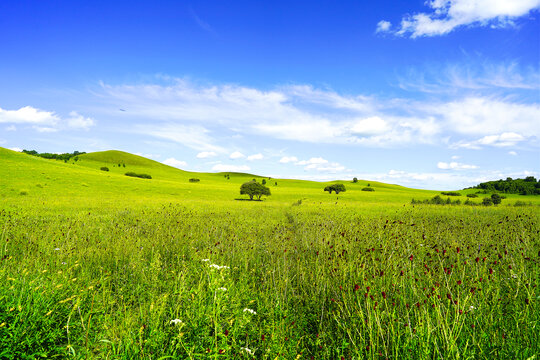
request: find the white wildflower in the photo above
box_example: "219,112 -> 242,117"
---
170,319 -> 183,325
243,308 -> 257,315
217,287 -> 227,291
54,248 -> 60,251
209,264 -> 230,270
511,274 -> 518,279
469,306 -> 476,311
201,259 -> 210,262
241,347 -> 254,355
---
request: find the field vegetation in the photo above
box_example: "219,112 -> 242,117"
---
0,147 -> 538,359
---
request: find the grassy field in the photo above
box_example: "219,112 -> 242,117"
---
0,147 -> 538,359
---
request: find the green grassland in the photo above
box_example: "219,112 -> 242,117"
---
0,146 -> 538,359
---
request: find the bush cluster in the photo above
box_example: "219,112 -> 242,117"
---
441,191 -> 461,196
100,167 -> 109,172
362,187 -> 375,192
125,172 -> 152,179
189,178 -> 200,183
324,184 -> 346,194
412,194 -> 504,206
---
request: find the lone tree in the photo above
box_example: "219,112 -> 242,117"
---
324,184 -> 346,194
353,177 -> 358,183
240,181 -> 271,200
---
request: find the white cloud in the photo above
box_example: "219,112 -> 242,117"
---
508,151 -> 518,156
431,98 -> 540,137
376,20 -> 392,33
196,151 -> 217,158
135,123 -> 225,153
32,126 -> 58,133
247,153 -> 264,161
292,157 -> 348,173
9,147 -> 22,152
452,132 -> 526,149
230,151 -> 245,159
437,161 -> 478,170
349,116 -> 390,136
387,0 -> 540,38
399,62 -> 540,93
0,106 -> 60,125
67,111 -> 95,130
96,79 -> 539,150
212,164 -> 251,172
296,157 -> 329,166
279,156 -> 298,163
163,158 -> 187,168
451,155 -> 460,160
5,125 -> 16,131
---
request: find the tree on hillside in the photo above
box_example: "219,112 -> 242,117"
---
324,184 -> 346,194
240,181 -> 271,200
353,177 -> 358,183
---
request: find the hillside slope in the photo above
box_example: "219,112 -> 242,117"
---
4,147 -> 526,210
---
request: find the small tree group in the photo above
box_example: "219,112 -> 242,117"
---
324,184 -> 346,194
240,181 -> 271,200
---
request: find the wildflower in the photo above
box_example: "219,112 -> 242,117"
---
54,248 -> 60,251
201,259 -> 210,262
354,284 -> 360,292
241,347 -> 254,355
209,264 -> 229,270
170,319 -> 183,325
217,287 -> 227,291
469,306 -> 476,310
243,308 -> 257,315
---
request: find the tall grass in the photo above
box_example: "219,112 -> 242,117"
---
0,203 -> 537,359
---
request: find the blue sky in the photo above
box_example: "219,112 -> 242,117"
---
1,0 -> 539,189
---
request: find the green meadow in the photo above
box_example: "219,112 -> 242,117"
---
0,147 -> 538,359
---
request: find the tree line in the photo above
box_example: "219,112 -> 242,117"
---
22,149 -> 86,162
468,177 -> 540,195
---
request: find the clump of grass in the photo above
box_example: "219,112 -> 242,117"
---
19,190 -> 28,195
362,187 -> 375,191
189,178 -> 200,183
100,166 -> 109,172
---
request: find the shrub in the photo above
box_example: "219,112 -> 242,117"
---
491,193 -> 502,205
189,178 -> 200,183
482,197 -> 493,206
353,177 -> 358,183
362,187 -> 374,191
19,190 -> 28,196
441,191 -> 461,196
262,179 -> 267,185
100,167 -> 109,172
125,172 -> 152,179
467,194 -> 478,198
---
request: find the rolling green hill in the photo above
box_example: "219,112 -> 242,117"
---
1,146 -> 537,211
